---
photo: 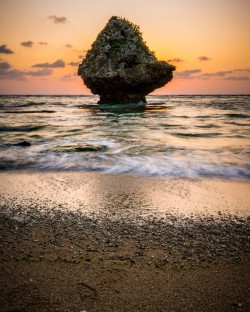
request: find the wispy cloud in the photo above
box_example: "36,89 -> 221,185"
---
73,49 -> 88,53
167,58 -> 183,63
0,61 -> 52,80
65,44 -> 73,48
39,42 -> 48,46
20,41 -> 34,48
233,68 -> 250,73
201,71 -> 233,77
61,73 -> 77,81
61,74 -> 72,79
0,44 -> 14,54
198,56 -> 212,61
223,76 -> 250,81
0,69 -> 27,80
26,68 -> 53,76
48,15 -> 69,24
174,69 -> 202,79
68,62 -> 79,67
0,61 -> 11,70
0,61 -> 26,80
170,67 -> 250,81
32,59 -> 65,68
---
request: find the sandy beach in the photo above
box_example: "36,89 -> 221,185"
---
0,172 -> 249,311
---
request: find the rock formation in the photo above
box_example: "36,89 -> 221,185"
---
78,16 -> 175,104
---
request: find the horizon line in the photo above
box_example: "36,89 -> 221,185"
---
0,93 -> 249,96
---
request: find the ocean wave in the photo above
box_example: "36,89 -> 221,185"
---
11,101 -> 47,107
2,110 -> 55,114
50,145 -> 108,153
174,133 -> 221,138
99,155 -> 250,179
195,124 -> 221,129
225,121 -> 250,126
0,152 -> 249,180
225,113 -> 249,119
0,125 -> 46,132
0,95 -> 249,180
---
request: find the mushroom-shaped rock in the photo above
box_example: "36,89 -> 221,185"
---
78,16 -> 175,104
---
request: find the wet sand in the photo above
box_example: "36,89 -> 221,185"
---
0,172 -> 250,311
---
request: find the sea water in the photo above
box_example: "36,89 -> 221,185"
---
0,95 -> 249,179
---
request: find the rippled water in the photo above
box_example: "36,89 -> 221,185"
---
0,95 -> 249,179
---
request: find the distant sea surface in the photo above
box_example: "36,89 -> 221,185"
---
0,95 -> 249,179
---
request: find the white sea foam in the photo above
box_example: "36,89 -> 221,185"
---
98,155 -> 250,179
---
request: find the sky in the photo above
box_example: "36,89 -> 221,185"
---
0,0 -> 249,95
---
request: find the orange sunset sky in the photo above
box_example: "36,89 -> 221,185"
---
0,0 -> 249,95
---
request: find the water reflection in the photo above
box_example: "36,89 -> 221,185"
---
1,172 -> 249,218
97,102 -> 172,115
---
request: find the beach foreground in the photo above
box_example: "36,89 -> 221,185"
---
0,172 -> 249,311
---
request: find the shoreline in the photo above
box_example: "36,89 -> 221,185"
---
1,171 -> 250,217
0,171 -> 249,311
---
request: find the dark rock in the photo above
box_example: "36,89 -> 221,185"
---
52,145 -> 107,153
16,141 -> 31,147
78,16 -> 175,104
73,145 -> 107,152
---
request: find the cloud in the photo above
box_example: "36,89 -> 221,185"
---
48,15 -> 68,24
32,59 -> 65,68
0,62 -> 26,80
167,58 -> 183,63
61,73 -> 77,80
175,69 -> 202,78
0,62 -> 52,80
26,68 -> 53,76
198,56 -> 212,61
78,55 -> 84,59
233,68 -> 250,73
174,69 -> 250,80
39,42 -> 48,46
61,74 -> 72,79
65,44 -> 73,48
68,62 -> 79,67
170,67 -> 250,81
201,71 -> 233,77
74,49 -> 88,53
20,41 -> 34,48
223,76 -> 250,81
0,61 -> 11,70
0,44 -> 14,54
0,69 -> 27,80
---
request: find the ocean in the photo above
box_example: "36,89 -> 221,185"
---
0,95 -> 249,179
